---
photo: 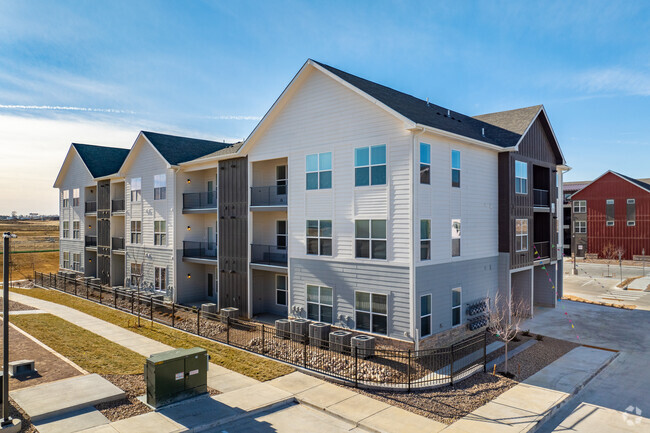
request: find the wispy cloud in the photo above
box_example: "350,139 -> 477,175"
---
574,67 -> 650,97
0,104 -> 134,114
205,115 -> 262,121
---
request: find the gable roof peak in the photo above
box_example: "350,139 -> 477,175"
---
72,142 -> 130,178
140,131 -> 236,166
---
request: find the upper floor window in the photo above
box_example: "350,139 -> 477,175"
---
276,220 -> 287,250
62,190 -> 70,208
451,219 -> 461,257
451,150 -> 460,187
606,199 -> 614,226
452,287 -> 462,327
420,143 -> 430,184
306,152 -> 332,190
131,178 -> 142,202
420,219 -> 431,261
154,220 -> 166,245
516,219 -> 528,251
130,220 -> 142,244
154,174 -> 166,200
62,221 -> 70,238
515,160 -> 527,194
355,291 -> 387,335
420,294 -> 431,337
355,219 -> 386,260
627,199 -> 636,226
307,285 -> 333,324
355,145 -> 386,186
72,221 -> 80,239
574,221 -> 586,234
573,200 -> 586,213
72,188 -> 80,207
306,220 -> 332,256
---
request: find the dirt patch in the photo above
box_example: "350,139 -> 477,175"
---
562,295 -> 636,309
0,299 -> 37,312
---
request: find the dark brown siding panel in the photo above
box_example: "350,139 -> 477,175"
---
218,157 -> 249,316
518,118 -> 559,164
498,152 -> 511,253
97,180 -> 111,285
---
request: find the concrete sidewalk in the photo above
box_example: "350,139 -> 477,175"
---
551,402 -> 650,432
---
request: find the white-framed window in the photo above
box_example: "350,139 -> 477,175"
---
154,220 -> 166,246
276,165 -> 287,195
355,145 -> 386,186
420,294 -> 431,337
627,198 -> 636,226
62,221 -> 70,238
276,275 -> 287,306
355,291 -> 388,335
154,174 -> 166,200
574,221 -> 587,234
451,219 -> 461,257
62,190 -> 70,208
573,200 -> 586,213
515,160 -> 527,194
276,220 -> 287,250
420,219 -> 431,261
72,188 -> 80,207
451,150 -> 461,188
306,220 -> 332,256
420,142 -> 430,184
355,219 -> 387,260
72,253 -> 80,271
307,285 -> 333,323
516,219 -> 528,251
154,267 -> 166,292
130,220 -> 142,244
306,152 -> 332,190
72,220 -> 80,239
606,199 -> 614,226
62,251 -> 70,269
130,263 -> 142,286
452,287 -> 462,327
130,177 -> 142,202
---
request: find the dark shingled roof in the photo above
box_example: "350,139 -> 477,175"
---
613,171 -> 650,192
312,60 -> 522,148
473,105 -> 542,135
141,131 -> 234,165
72,143 -> 130,178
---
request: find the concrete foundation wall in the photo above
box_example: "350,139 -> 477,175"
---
534,263 -> 556,307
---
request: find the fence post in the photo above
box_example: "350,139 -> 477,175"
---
86,280 -> 89,299
354,347 -> 359,388
261,325 -> 265,354
49,273 -> 52,287
74,278 -> 77,296
99,285 -> 102,304
131,292 -> 134,314
450,344 -> 455,387
114,289 -> 117,309
407,349 -> 412,392
150,297 -> 154,325
197,309 -> 200,336
226,316 -> 230,344
483,332 -> 487,373
171,303 -> 175,328
303,337 -> 307,368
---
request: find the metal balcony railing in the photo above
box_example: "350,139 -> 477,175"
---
250,185 -> 288,207
112,237 -> 125,251
85,201 -> 97,213
183,191 -> 218,210
85,235 -> 97,247
183,241 -> 218,259
251,244 -> 288,267
111,199 -> 125,213
533,241 -> 550,259
533,189 -> 549,207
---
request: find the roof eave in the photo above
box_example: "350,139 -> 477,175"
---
414,123 -> 514,152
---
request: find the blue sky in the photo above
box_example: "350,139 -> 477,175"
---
1,0 -> 649,213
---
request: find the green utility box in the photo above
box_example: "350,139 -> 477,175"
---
144,347 -> 208,408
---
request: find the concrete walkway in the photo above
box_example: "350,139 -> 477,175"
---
551,402 -> 650,432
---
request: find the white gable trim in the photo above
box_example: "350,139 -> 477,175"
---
512,106 -> 565,164
53,145 -> 92,188
117,132 -> 171,176
570,170 -> 650,198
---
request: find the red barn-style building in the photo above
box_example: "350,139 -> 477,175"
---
571,171 -> 650,260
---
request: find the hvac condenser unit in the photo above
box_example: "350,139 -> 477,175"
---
220,307 -> 239,323
275,319 -> 291,339
309,322 -> 331,348
351,335 -> 376,359
329,330 -> 352,354
290,319 -> 310,343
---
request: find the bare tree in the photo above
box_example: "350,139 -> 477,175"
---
486,291 -> 530,377
601,243 -> 625,277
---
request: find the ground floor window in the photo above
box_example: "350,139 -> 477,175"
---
452,287 -> 462,327
307,285 -> 333,323
63,251 -> 70,269
154,267 -> 166,292
276,275 -> 287,306
420,294 -> 431,337
130,263 -> 142,286
355,291 -> 387,335
72,253 -> 80,271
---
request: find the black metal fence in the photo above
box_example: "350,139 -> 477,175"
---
183,241 -> 217,259
34,271 -> 487,391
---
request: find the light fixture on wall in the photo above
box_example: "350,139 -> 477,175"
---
88,258 -> 92,262
187,179 -> 191,184
88,225 -> 92,229
187,273 -> 191,279
187,226 -> 191,231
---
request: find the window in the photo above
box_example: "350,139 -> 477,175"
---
355,292 -> 387,335
130,263 -> 142,286
355,220 -> 387,259
154,267 -> 166,292
72,188 -> 80,207
276,275 -> 287,306
606,199 -> 614,226
72,253 -> 80,271
306,152 -> 332,190
451,150 -> 461,187
420,295 -> 431,337
627,199 -> 636,226
72,220 -> 80,239
306,220 -> 332,256
130,220 -> 142,244
154,220 -> 166,245
307,285 -> 333,323
420,143 -> 430,184
355,145 -> 386,186
452,288 -> 462,327
62,190 -> 70,208
573,200 -> 586,213
276,220 -> 287,250
62,221 -> 70,238
130,177 -> 141,202
515,161 -> 527,194
574,221 -> 587,234
63,251 -> 70,269
516,219 -> 528,251
451,219 -> 461,257
276,165 -> 287,195
420,219 -> 431,260
154,174 -> 166,200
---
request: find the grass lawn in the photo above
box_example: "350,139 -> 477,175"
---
10,313 -> 144,374
11,287 -> 294,381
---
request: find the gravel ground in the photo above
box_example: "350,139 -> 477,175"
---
495,335 -> 579,380
7,396 -> 36,433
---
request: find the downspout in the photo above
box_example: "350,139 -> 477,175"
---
410,128 -> 425,351
172,166 -> 181,304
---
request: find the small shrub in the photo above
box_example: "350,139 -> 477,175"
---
535,334 -> 544,341
522,329 -> 531,337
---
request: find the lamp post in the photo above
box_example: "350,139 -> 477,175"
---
2,232 -> 20,431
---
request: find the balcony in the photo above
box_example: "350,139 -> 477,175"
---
533,241 -> 550,259
533,188 -> 549,208
85,201 -> 97,214
250,185 -> 287,208
250,244 -> 287,268
182,191 -> 218,213
183,241 -> 218,262
111,199 -> 125,213
112,237 -> 125,252
85,235 -> 97,248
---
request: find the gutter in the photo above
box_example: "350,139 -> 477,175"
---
412,124 -> 514,153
